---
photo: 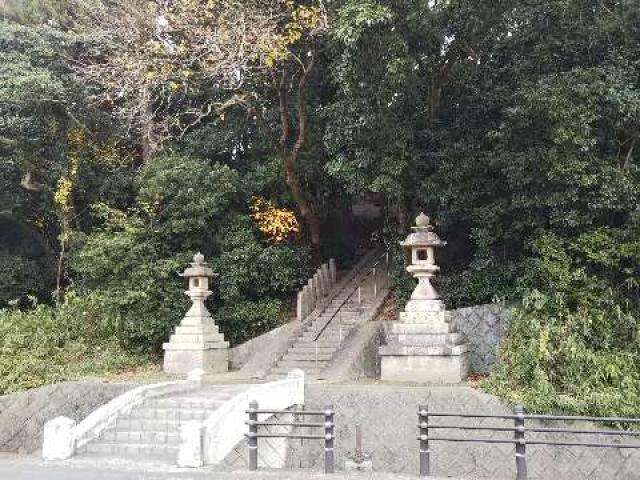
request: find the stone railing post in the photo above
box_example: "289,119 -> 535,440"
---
43,416 -> 76,460
296,259 -> 337,324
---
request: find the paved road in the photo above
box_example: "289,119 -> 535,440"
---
0,454 -> 454,480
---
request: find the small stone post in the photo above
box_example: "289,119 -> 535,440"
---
43,416 -> 76,460
296,290 -> 304,322
329,259 -> 337,284
177,421 -> 204,467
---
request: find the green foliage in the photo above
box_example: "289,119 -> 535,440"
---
485,229 -> 640,417
137,153 -> 240,249
218,298 -> 284,346
0,292 -> 146,395
212,214 -> 310,342
0,252 -> 47,306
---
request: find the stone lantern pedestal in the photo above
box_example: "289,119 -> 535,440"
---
163,253 -> 229,376
379,214 -> 469,383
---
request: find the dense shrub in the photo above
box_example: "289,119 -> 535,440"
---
484,228 -> 640,417
0,292 -> 145,395
218,298 -> 284,346
0,252 -> 49,306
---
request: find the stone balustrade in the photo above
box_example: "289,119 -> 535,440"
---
296,259 -> 336,323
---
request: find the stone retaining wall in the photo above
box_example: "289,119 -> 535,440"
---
0,382 -> 135,454
448,303 -> 511,373
298,384 -> 640,480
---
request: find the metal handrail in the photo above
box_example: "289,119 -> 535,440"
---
418,405 -> 640,480
246,400 -> 335,473
311,248 -> 390,343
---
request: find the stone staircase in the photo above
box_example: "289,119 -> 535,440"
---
77,385 -> 249,461
269,249 -> 390,379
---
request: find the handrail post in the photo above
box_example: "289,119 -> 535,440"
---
373,267 -> 377,298
324,404 -> 335,473
514,405 -> 527,480
419,405 -> 430,477
248,400 -> 258,471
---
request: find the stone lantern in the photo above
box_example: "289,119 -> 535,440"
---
163,253 -> 229,376
400,212 -> 446,303
379,213 -> 469,383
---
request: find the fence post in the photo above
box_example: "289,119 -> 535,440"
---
514,405 -> 527,480
324,404 -> 335,473
418,404 -> 430,477
373,267 -> 377,298
248,400 -> 258,471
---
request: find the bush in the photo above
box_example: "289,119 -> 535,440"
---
483,229 -> 640,417
0,252 -> 50,306
217,298 -> 284,346
0,292 -> 146,395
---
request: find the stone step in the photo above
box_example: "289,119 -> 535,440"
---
116,417 -> 183,431
100,429 -> 180,445
289,345 -> 338,353
83,442 -> 178,458
129,407 -> 210,421
303,325 -> 354,337
282,352 -> 334,362
274,360 -> 329,370
294,342 -> 342,350
269,366 -> 326,376
302,328 -> 351,338
146,397 -> 229,409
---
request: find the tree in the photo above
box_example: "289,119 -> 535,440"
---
71,0 -> 328,258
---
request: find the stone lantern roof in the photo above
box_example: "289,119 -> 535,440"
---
399,213 -> 447,249
180,252 -> 217,278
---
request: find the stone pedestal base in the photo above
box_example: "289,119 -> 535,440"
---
380,350 -> 470,383
379,298 -> 470,383
163,347 -> 229,375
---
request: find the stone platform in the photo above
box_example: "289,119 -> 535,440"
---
379,300 -> 470,383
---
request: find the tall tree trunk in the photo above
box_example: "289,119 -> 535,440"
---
278,53 -> 322,262
284,153 -> 321,260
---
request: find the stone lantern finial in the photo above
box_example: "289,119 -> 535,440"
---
193,252 -> 205,264
415,212 -> 430,228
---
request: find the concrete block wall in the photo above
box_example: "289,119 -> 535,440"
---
0,382 -> 134,454
448,303 -> 511,374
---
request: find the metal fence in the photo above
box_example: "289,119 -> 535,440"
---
417,404 -> 640,479
246,400 -> 336,473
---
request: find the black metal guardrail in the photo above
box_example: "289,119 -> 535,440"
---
246,400 -> 336,473
417,405 -> 640,479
